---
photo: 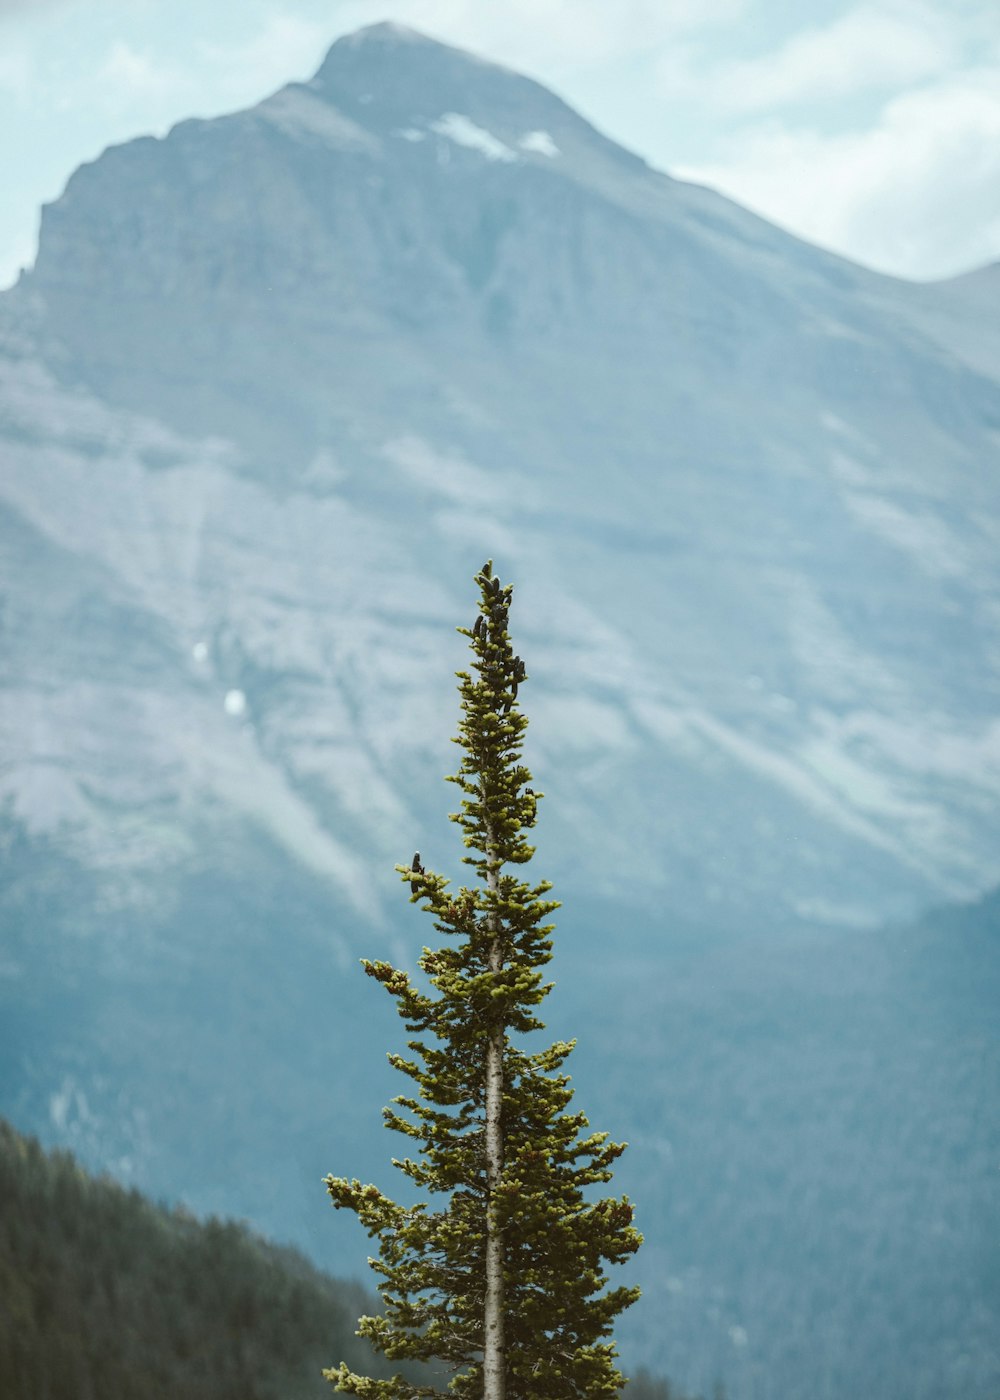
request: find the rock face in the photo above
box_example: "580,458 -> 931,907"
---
1,23 -> 998,1400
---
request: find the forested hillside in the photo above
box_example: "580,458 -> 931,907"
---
0,1119 -> 392,1400
0,1120 -> 691,1400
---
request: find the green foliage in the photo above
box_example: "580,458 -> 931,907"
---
0,1117 -> 389,1400
325,563 -> 642,1400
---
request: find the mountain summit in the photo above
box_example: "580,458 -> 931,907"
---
5,7 -> 999,1004
1,24 -> 999,1400
310,20 -> 637,165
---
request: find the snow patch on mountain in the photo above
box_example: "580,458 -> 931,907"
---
689,711 -> 938,876
430,113 -> 516,163
628,695 -> 969,890
519,130 -> 559,157
815,709 -> 1000,791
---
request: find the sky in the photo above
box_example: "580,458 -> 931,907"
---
1,0 -> 998,290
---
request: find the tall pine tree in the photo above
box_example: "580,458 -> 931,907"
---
325,562 -> 641,1400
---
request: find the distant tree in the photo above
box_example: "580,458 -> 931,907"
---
325,562 -> 642,1400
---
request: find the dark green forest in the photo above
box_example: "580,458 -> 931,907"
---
0,1120 -> 693,1400
0,1118 -> 392,1400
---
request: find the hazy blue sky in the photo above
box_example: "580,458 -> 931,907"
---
1,0 -> 998,289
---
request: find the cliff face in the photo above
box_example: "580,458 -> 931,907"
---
1,23 -> 999,1400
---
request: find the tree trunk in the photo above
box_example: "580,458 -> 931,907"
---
483,818 -> 505,1400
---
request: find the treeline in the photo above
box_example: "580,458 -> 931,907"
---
0,1118 -> 390,1400
0,1120 -> 699,1400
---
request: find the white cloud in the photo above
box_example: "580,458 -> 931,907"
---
659,2 -> 957,113
429,111 -> 517,161
676,64 -> 1000,278
197,13 -> 330,102
0,42 -> 31,102
97,41 -> 183,102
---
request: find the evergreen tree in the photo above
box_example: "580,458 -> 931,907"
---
325,562 -> 642,1400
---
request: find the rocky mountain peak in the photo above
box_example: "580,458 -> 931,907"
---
337,20 -> 441,47
309,18 -> 627,170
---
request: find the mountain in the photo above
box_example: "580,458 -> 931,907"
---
4,21 -> 1000,931
0,22 -> 998,1400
